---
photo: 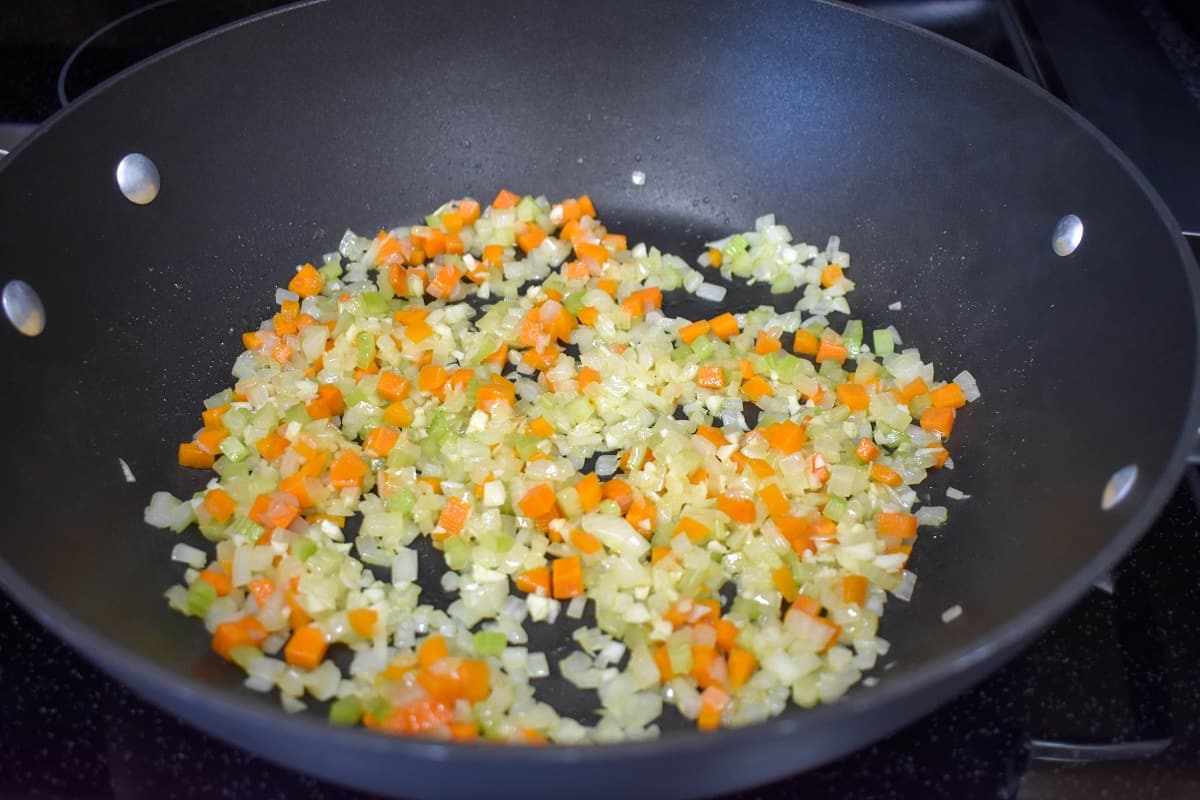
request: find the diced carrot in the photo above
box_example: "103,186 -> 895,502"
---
755,332 -> 782,355
417,476 -> 443,495
203,488 -> 236,523
517,225 -> 547,253
651,546 -> 671,565
761,420 -> 806,454
278,473 -> 313,508
518,483 -> 558,518
770,566 -> 798,603
247,578 -> 275,607
576,365 -> 601,393
449,722 -> 480,741
436,497 -> 471,536
601,479 -> 634,513
568,529 -> 602,556
675,516 -> 712,542
481,244 -> 506,269
742,376 -> 773,402
427,266 -> 462,300
675,320 -> 710,346
575,473 -> 602,512
363,427 -> 400,458
551,556 -> 584,599
871,462 -> 904,487
492,189 -> 520,209
820,264 -> 844,287
457,658 -> 491,702
201,404 -> 228,429
198,569 -> 232,597
178,442 -> 214,469
695,426 -> 726,448
521,344 -> 561,372
696,364 -> 726,389
482,343 -> 509,367
704,619 -> 735,653
836,382 -> 869,411
577,195 -> 596,218
728,648 -> 756,691
620,287 -> 663,318
709,312 -> 739,341
758,483 -> 789,518
418,635 -> 449,669
810,517 -> 837,540
383,401 -> 413,428
717,494 -> 757,524
212,616 -> 267,661
575,241 -> 609,264
902,377 -> 929,400
596,278 -> 619,297
788,329 -> 818,357
288,263 -> 324,297
930,445 -> 950,468
929,382 -> 967,409
843,575 -> 869,605
602,233 -> 627,250
816,339 -> 847,364
476,375 -> 516,413
377,371 -> 411,402
562,259 -> 591,281
329,449 -> 368,489
514,566 -> 551,595
348,608 -> 378,638
856,437 -> 881,461
417,364 -> 449,397
920,406 -> 955,438
698,685 -> 730,731
626,494 -> 656,533
527,417 -> 555,438
316,384 -> 344,416
458,198 -> 481,223
691,644 -> 725,690
653,646 -> 674,681
193,427 -> 226,456
284,624 -> 329,670
877,511 -> 918,537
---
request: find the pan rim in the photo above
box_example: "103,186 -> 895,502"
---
2,0 -> 1199,782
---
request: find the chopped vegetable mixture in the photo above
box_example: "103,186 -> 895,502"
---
145,191 -> 979,742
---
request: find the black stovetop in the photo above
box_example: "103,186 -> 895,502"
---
3,2 -> 1200,798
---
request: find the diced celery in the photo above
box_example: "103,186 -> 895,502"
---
823,496 -> 848,522
204,389 -> 233,410
386,448 -> 417,469
329,696 -> 364,726
318,261 -> 343,281
222,407 -> 250,436
516,196 -> 540,222
364,696 -> 390,722
386,487 -> 417,515
360,291 -> 388,318
722,234 -> 749,260
818,358 -> 846,382
355,332 -> 376,368
218,437 -> 249,463
872,328 -> 895,356
283,404 -> 311,425
667,641 -> 693,674
474,630 -> 508,656
425,213 -> 442,228
873,422 -> 907,449
444,537 -> 471,570
186,580 -> 216,617
843,320 -> 863,357
213,456 -> 250,481
690,335 -> 716,360
342,389 -> 366,409
291,538 -> 318,561
229,516 -> 264,544
562,291 -> 585,315
513,435 -> 540,460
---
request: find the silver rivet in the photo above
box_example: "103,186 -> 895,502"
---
2,280 -> 45,336
1052,214 -> 1083,256
1101,464 -> 1137,510
116,153 -> 160,204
